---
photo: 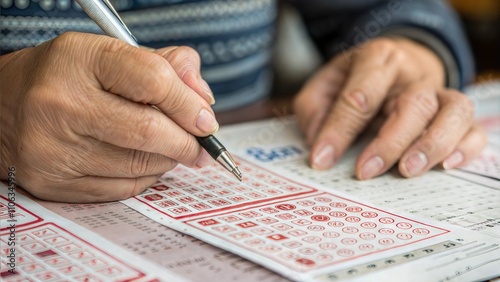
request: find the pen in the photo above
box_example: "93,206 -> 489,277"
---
75,0 -> 243,181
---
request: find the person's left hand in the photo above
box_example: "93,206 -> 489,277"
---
293,37 -> 487,179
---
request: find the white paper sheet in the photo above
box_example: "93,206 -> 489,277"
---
35,197 -> 288,282
122,117 -> 500,281
0,190 -> 186,281
1,81 -> 498,281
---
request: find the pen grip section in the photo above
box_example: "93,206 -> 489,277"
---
196,135 -> 225,158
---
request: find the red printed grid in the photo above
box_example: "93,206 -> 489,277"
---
0,196 -> 42,231
0,223 -> 145,281
135,160 -> 316,219
187,193 -> 449,272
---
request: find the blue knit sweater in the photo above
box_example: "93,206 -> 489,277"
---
0,0 -> 473,110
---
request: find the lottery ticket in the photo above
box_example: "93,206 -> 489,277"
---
0,193 -> 188,282
122,119 -> 500,282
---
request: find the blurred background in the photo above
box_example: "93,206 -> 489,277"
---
220,0 -> 500,123
272,0 -> 500,94
449,0 -> 500,81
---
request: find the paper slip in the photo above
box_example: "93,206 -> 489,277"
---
122,119 -> 500,282
0,189 -> 188,282
35,195 -> 288,282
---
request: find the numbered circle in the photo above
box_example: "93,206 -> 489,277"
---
323,231 -> 340,238
342,227 -> 359,234
345,216 -> 361,223
378,238 -> 394,245
378,228 -> 395,234
311,215 -> 330,222
316,253 -> 334,262
330,202 -> 347,208
379,217 -> 395,224
307,225 -> 325,231
328,221 -> 344,227
361,211 -> 378,218
337,249 -> 355,257
329,211 -> 347,218
360,222 -> 377,229
359,244 -> 374,251
314,197 -> 332,202
319,243 -> 337,250
312,206 -> 331,212
346,206 -> 363,212
359,232 -> 376,240
396,222 -> 413,229
412,228 -> 430,235
396,233 -> 413,240
341,238 -> 357,245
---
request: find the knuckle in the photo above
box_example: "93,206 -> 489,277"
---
323,111 -> 363,140
134,112 -> 161,149
455,94 -> 475,117
100,35 -> 129,54
436,142 -> 454,157
48,32 -> 79,53
168,46 -> 201,80
418,138 -> 435,155
423,133 -> 454,156
364,38 -> 397,55
341,87 -> 375,115
445,94 -> 475,130
382,134 -> 410,154
174,135 -> 199,164
388,47 -> 406,64
43,32 -> 84,65
163,84 -> 192,114
128,150 -> 152,176
123,178 -> 151,200
174,46 -> 201,63
399,91 -> 438,122
136,55 -> 173,102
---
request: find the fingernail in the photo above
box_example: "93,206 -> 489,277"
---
351,91 -> 368,112
443,150 -> 464,170
311,145 -> 335,170
360,156 -> 384,179
196,109 -> 219,133
404,151 -> 428,176
196,150 -> 215,168
200,79 -> 215,105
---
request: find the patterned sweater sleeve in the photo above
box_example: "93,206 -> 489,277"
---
289,0 -> 475,89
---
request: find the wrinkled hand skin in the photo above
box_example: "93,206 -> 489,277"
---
0,32 -> 218,202
294,37 -> 487,179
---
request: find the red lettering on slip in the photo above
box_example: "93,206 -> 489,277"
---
198,219 -> 220,226
295,258 -> 316,267
237,221 -> 258,228
267,234 -> 288,241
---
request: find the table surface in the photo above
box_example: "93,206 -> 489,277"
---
216,95 -> 293,126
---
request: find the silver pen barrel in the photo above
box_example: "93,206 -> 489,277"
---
76,0 -> 138,47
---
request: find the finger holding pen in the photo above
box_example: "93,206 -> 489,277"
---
157,46 -> 216,106
76,0 -> 218,136
94,38 -> 219,136
0,32 -> 215,202
77,0 -> 240,180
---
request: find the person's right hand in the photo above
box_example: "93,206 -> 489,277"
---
0,32 -> 218,202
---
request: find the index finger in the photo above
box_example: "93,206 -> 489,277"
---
155,46 -> 215,105
87,34 -> 218,136
310,40 -> 402,169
